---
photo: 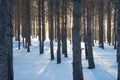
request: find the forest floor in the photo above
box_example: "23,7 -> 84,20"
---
13,38 -> 117,80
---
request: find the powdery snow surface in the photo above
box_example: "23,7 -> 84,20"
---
13,38 -> 117,80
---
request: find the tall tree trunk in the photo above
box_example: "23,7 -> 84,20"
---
64,0 -> 68,57
114,1 -> 117,49
86,0 -> 95,69
0,0 -> 13,80
21,0 -> 25,48
91,2 -> 95,46
94,5 -> 98,43
107,1 -> 111,45
49,0 -> 54,60
98,0 -> 104,49
38,0 -> 42,54
26,0 -> 31,52
56,0 -> 61,64
117,1 -> 120,80
72,0 -> 84,80
61,0 -> 64,54
61,0 -> 68,57
83,0 -> 88,60
41,0 -> 45,53
17,0 -> 20,50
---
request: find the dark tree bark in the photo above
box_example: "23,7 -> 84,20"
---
117,1 -> 120,80
26,0 -> 31,52
107,1 -> 111,45
61,0 -> 64,54
0,0 -> 13,80
54,14 -> 57,41
17,0 -> 20,50
61,0 -> 68,57
86,0 -> 95,69
98,0 -> 104,49
91,2 -> 95,46
41,0 -> 45,53
21,0 -> 26,48
83,0 -> 88,60
72,0 -> 84,80
49,0 -> 54,60
38,0 -> 42,54
56,0 -> 61,64
64,0 -> 68,57
114,1 -> 117,49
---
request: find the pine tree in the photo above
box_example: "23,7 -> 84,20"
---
49,0 -> 54,60
117,0 -> 120,80
98,0 -> 104,49
72,0 -> 84,80
0,0 -> 13,80
56,0 -> 61,64
86,0 -> 95,69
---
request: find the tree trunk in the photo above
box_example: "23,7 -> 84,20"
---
86,0 -> 95,69
56,0 -> 61,64
98,0 -> 104,49
107,1 -> 111,45
38,0 -> 42,54
114,1 -> 117,49
49,0 -> 54,60
61,0 -> 68,57
83,0 -> 88,60
117,1 -> 120,79
72,0 -> 84,80
26,0 -> 31,52
0,0 -> 13,80
17,0 -> 20,50
41,0 -> 45,53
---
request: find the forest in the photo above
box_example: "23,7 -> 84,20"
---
0,0 -> 120,80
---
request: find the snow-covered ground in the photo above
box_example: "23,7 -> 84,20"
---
13,38 -> 117,80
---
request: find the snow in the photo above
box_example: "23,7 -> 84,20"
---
13,38 -> 117,80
